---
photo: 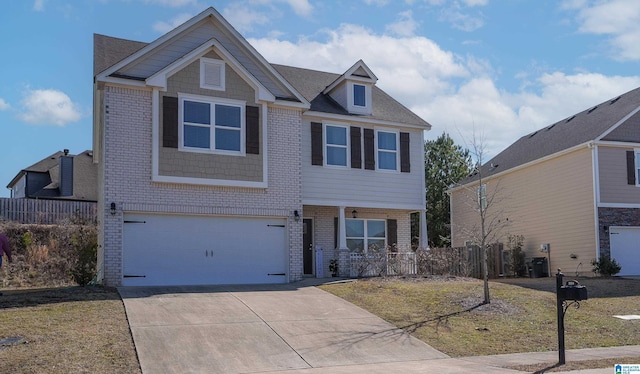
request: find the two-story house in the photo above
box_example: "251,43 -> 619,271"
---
450,87 -> 640,277
93,7 -> 430,286
7,149 -> 97,201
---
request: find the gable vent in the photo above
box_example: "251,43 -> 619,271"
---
587,105 -> 598,114
200,58 -> 225,91
610,96 -> 621,105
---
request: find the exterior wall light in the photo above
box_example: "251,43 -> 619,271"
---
110,202 -> 116,215
352,209 -> 358,218
294,210 -> 300,222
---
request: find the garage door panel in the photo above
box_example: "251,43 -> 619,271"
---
610,227 -> 640,277
123,214 -> 288,286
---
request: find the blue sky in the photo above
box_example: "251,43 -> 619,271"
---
1,0 -> 640,197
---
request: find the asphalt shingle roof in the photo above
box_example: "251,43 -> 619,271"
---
460,86 -> 640,185
94,34 -> 430,128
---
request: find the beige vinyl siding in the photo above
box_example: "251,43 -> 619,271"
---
451,147 -> 596,274
598,146 -> 640,204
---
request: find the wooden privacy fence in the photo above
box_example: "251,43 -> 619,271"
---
349,244 -> 505,279
0,198 -> 97,224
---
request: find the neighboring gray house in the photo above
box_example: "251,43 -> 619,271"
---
450,87 -> 640,276
93,7 -> 430,287
7,149 -> 98,202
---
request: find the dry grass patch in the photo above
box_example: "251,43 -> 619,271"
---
319,276 -> 640,357
0,287 -> 141,374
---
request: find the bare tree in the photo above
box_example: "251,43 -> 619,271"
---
456,130 -> 511,304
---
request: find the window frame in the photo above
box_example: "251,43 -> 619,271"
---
347,81 -> 372,114
199,58 -> 225,91
324,123 -> 349,167
346,218 -> 387,254
376,129 -> 399,172
178,93 -> 246,156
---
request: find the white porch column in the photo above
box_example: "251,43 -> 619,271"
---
419,209 -> 429,249
337,206 -> 348,250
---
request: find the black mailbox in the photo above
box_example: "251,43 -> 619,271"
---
559,280 -> 588,301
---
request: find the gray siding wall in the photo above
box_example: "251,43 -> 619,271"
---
301,120 -> 425,210
598,146 -> 640,204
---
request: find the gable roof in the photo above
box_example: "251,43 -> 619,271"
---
94,7 -> 305,105
94,33 -> 430,129
323,59 -> 378,95
273,64 -> 430,128
459,86 -> 640,186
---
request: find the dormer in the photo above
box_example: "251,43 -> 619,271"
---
323,60 -> 378,115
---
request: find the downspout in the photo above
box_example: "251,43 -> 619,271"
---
590,141 -> 601,259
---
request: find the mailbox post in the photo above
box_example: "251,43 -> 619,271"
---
556,269 -> 588,365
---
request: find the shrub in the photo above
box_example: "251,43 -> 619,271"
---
70,226 -> 98,286
591,255 -> 622,277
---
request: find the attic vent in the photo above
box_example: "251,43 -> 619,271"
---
610,96 -> 621,105
528,131 -> 538,138
565,115 -> 576,123
587,105 -> 598,114
545,124 -> 557,131
200,58 -> 225,91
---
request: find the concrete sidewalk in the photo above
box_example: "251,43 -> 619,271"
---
461,345 -> 640,373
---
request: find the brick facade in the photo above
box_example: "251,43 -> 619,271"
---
99,85 -> 303,286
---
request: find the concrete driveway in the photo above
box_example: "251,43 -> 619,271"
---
119,281 -> 519,374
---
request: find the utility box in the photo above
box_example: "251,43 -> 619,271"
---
559,280 -> 588,301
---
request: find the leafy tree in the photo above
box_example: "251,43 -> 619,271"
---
424,132 -> 473,247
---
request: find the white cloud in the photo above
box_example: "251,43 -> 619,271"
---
222,3 -> 271,33
141,0 -> 198,7
364,0 -> 390,5
570,0 -> 640,61
386,10 -> 419,37
33,0 -> 46,11
0,98 -> 10,111
19,89 -> 81,126
153,13 -> 194,33
439,7 -> 485,32
282,0 -> 313,16
252,22 -> 640,159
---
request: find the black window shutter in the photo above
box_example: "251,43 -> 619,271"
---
311,122 -> 323,165
246,106 -> 260,155
627,150 -> 636,185
400,132 -> 410,173
350,126 -> 362,169
364,128 -> 375,170
334,217 -> 338,249
162,96 -> 178,148
387,219 -> 397,248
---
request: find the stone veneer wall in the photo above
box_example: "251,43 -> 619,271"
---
598,207 -> 640,258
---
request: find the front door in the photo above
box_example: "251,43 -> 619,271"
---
303,218 -> 313,275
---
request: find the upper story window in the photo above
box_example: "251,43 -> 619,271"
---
325,124 -> 348,167
377,130 -> 398,171
200,58 -> 225,91
180,94 -> 245,155
346,219 -> 386,254
353,84 -> 366,107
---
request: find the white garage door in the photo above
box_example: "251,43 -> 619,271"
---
610,227 -> 640,276
122,213 -> 288,286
